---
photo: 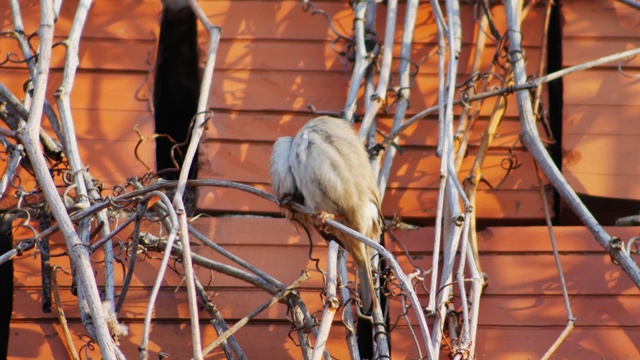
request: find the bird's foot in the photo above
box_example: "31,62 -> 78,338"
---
278,194 -> 295,208
314,211 -> 335,234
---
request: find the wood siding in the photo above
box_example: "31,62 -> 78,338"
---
9,1 -> 639,359
0,0 -> 158,189
196,1 -> 551,221
10,218 -> 640,358
562,0 -> 640,199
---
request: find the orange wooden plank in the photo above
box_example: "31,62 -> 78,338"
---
563,105 -> 640,136
563,38 -> 640,68
392,326 -> 640,359
204,112 -> 545,149
61,110 -> 154,141
86,218 -> 634,254
189,216 -> 322,246
14,246 -> 631,294
17,285 -> 640,327
12,244 -> 329,289
196,1 -> 544,45
1,0 -> 161,41
205,70 -> 525,116
75,138 -> 156,183
562,172 -> 640,200
18,282 -> 640,328
2,68 -> 526,116
13,287 -> 326,322
199,142 -> 541,190
563,0 -> 640,38
196,183 -> 548,219
207,38 -> 541,73
396,252 -> 637,296
384,225 -> 640,254
0,37 -> 153,71
0,70 -> 150,112
388,294 -> 640,328
562,133 -> 640,197
563,134 -> 640,176
8,321 -> 353,359
563,69 -> 640,107
0,138 -> 154,189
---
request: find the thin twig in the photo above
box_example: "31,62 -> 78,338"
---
194,276 -> 247,360
337,249 -> 360,360
52,266 -> 80,360
200,271 -> 311,357
311,242 -> 339,360
139,191 -> 180,360
535,162 -> 576,359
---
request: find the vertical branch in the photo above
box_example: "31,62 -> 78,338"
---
139,192 -> 179,360
535,163 -> 575,360
453,7 -> 491,170
337,250 -> 360,360
311,241 -> 340,360
165,2 -> 222,358
14,0 -> 121,357
51,267 -> 80,360
0,144 -> 22,198
376,0 -> 419,200
9,0 -> 66,146
503,0 -> 640,286
53,0 -> 121,329
431,200 -> 462,352
343,0 -> 375,124
357,0 -> 399,140
463,90 -> 509,276
40,211 -> 52,313
426,0 -> 448,315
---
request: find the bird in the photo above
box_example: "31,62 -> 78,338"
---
269,116 -> 383,312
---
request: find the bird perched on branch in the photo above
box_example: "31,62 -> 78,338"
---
269,116 -> 383,312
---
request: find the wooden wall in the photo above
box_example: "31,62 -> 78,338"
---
390,225 -> 640,359
0,0 -> 157,188
562,0 -> 640,199
196,1 -> 551,221
10,218 -> 640,358
11,0 -> 632,359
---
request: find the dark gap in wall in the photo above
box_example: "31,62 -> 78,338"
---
154,1 -> 201,214
547,0 -> 640,226
561,194 -> 640,226
0,214 -> 14,359
546,0 -> 564,225
154,2 -> 200,180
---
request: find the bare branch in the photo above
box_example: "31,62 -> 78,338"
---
503,0 -> 640,286
201,271 -> 311,357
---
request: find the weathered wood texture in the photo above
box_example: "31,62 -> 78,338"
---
0,0 -> 158,190
10,218 -> 640,358
196,1 -> 550,221
561,0 -> 640,199
388,224 -> 640,359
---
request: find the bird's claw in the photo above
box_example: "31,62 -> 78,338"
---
314,211 -> 335,234
278,194 -> 295,208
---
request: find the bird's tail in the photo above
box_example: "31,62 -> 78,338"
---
345,239 -> 377,314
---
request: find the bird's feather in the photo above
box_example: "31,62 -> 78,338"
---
270,116 -> 383,312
